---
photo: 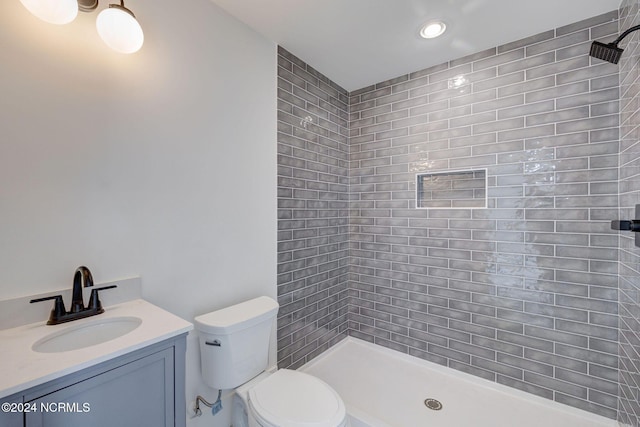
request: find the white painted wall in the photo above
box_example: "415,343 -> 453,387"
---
0,1 -> 276,426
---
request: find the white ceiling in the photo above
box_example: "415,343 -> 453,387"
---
210,0 -> 621,92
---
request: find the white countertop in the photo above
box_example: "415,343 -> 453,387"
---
0,299 -> 193,399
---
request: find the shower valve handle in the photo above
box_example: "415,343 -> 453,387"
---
612,205 -> 640,249
611,220 -> 640,232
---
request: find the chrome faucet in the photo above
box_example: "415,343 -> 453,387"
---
71,266 -> 94,313
30,266 -> 117,325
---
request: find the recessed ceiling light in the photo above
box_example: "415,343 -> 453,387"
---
420,21 -> 446,39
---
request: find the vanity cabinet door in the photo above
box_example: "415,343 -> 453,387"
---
25,348 -> 174,427
0,394 -> 23,427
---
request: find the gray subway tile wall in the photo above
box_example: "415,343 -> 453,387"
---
277,47 -> 351,368
348,10 -> 620,419
277,8 -> 632,422
618,0 -> 640,425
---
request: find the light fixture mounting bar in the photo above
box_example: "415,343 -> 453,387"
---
110,1 -> 136,18
77,0 -> 98,12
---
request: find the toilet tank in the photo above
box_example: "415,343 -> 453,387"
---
194,296 -> 279,390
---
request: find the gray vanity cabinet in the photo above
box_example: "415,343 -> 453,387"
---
0,394 -> 23,427
4,334 -> 186,427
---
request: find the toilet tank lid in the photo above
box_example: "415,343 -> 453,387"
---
194,296 -> 279,335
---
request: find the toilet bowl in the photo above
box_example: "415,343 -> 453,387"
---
233,369 -> 348,427
194,296 -> 348,427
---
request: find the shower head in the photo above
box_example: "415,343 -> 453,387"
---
590,24 -> 640,64
589,41 -> 623,64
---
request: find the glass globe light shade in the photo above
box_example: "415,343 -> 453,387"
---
96,5 -> 144,54
19,0 -> 78,25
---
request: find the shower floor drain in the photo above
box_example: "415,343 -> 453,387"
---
424,398 -> 443,411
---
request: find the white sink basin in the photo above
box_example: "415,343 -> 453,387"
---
32,316 -> 142,353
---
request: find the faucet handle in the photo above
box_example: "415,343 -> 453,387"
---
30,295 -> 66,325
88,285 -> 117,312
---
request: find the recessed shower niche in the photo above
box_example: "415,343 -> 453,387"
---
416,169 -> 487,209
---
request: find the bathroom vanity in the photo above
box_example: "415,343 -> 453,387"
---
0,298 -> 192,427
1,335 -> 186,427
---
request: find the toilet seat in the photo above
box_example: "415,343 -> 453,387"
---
248,369 -> 347,427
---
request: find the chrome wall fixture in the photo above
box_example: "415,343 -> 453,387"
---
19,0 -> 144,54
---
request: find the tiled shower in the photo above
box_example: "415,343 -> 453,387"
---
276,50 -> 351,367
618,1 -> 640,425
278,2 -> 640,425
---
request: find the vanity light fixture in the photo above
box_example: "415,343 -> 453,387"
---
18,0 -> 78,25
96,1 -> 144,54
19,0 -> 144,54
420,21 -> 446,39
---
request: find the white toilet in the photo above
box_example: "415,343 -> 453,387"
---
194,296 -> 348,427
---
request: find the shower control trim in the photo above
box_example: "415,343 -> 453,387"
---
611,204 -> 640,247
611,220 -> 640,231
